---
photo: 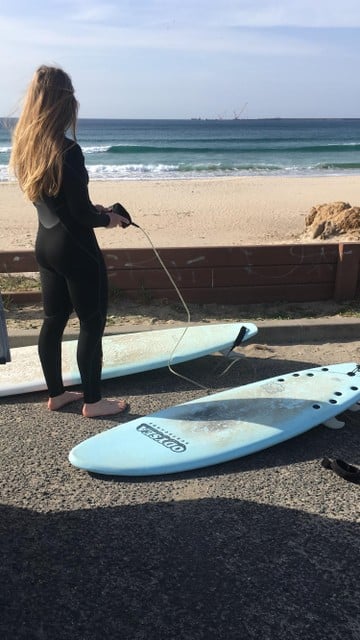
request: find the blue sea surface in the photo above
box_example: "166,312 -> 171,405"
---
2,118 -> 360,181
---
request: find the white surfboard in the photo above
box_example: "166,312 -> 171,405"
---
0,322 -> 257,397
69,362 -> 360,476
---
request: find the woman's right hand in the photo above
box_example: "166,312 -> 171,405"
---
106,211 -> 129,229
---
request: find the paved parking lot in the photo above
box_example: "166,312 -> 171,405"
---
1,321 -> 360,639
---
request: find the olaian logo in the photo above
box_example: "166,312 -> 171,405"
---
136,423 -> 187,453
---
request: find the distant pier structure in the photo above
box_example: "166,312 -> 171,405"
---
233,102 -> 248,119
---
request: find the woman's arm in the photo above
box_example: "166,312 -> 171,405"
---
61,143 -> 111,228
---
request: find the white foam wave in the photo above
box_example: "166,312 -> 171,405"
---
0,161 -> 357,184
86,163 -> 180,180
82,146 -> 109,154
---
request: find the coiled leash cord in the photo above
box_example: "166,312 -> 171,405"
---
112,203 -> 209,391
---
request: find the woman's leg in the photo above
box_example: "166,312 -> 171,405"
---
38,266 -> 83,409
65,252 -> 128,417
38,266 -> 72,396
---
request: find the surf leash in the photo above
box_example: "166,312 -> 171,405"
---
348,364 -> 360,376
321,457 -> 360,484
112,203 -> 209,391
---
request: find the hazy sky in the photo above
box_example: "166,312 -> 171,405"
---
1,0 -> 360,119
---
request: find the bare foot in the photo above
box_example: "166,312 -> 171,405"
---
48,391 -> 84,411
82,398 -> 129,418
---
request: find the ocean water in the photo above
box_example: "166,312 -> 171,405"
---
1,118 -> 360,181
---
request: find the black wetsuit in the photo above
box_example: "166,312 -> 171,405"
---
34,139 -> 111,403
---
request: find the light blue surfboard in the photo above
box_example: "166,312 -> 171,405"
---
0,322 -> 257,397
69,362 -> 360,476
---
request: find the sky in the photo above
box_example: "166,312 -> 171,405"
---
1,0 -> 360,119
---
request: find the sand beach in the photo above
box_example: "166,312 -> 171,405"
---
1,174 -> 360,251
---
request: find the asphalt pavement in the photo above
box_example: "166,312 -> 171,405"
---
1,318 -> 360,640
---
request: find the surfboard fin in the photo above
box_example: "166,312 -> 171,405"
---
232,325 -> 248,348
213,325 -> 253,376
218,325 -> 249,362
323,417 -> 345,429
348,401 -> 360,412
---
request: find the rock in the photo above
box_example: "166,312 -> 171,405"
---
304,201 -> 360,239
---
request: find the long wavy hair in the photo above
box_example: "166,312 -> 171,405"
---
10,65 -> 79,201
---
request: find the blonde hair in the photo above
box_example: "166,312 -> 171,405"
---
10,65 -> 79,201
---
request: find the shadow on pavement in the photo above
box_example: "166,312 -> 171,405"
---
1,498 -> 359,640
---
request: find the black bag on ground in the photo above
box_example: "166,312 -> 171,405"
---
0,292 -> 11,364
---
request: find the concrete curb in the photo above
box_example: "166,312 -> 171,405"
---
7,317 -> 360,349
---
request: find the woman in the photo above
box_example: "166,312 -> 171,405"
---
10,65 -> 130,417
